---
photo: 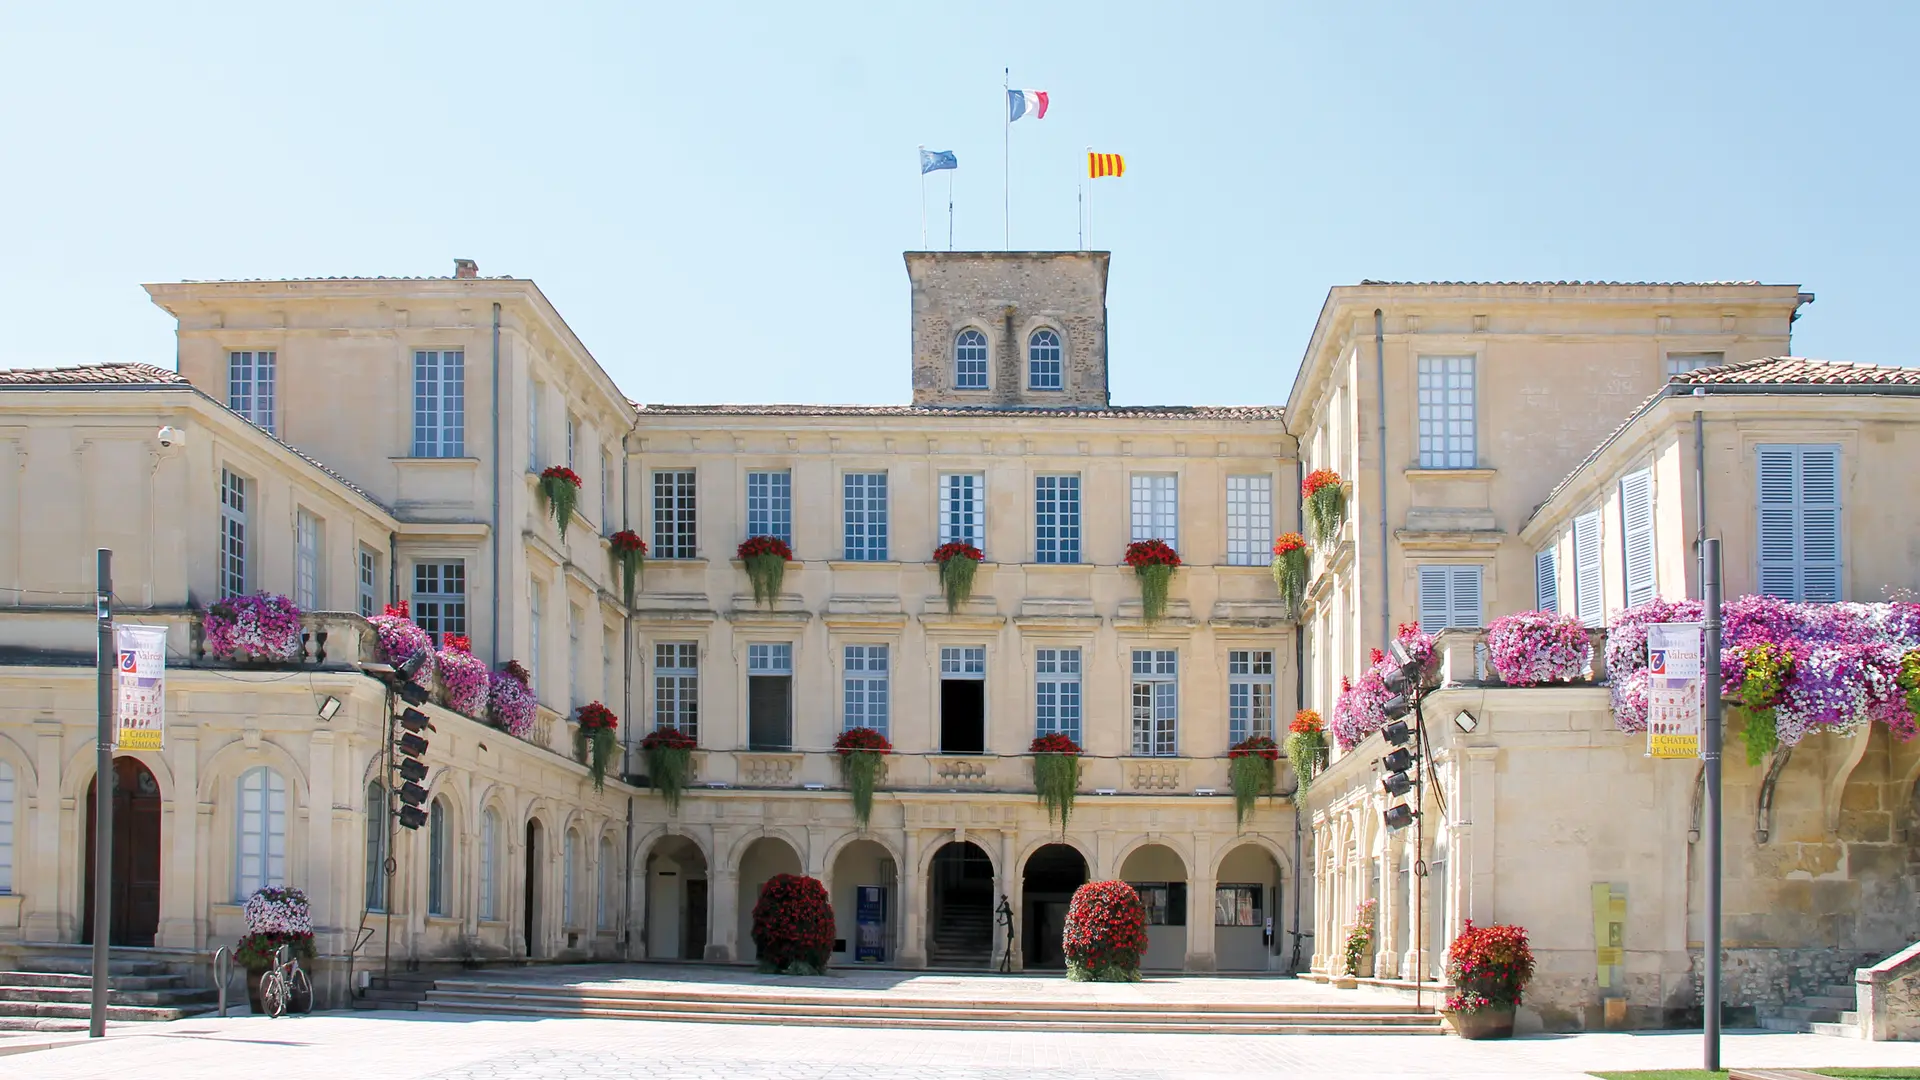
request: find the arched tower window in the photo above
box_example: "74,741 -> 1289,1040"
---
955,329 -> 988,389
1028,329 -> 1063,390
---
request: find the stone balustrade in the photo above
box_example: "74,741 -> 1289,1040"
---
1431,625 -> 1610,688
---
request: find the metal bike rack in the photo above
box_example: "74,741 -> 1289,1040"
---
211,945 -> 234,1017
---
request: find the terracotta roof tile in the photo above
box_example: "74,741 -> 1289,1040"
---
634,403 -> 1284,421
1356,279 -> 1764,287
1674,355 -> 1920,386
0,362 -> 186,386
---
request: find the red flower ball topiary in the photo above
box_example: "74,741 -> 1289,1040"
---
750,873 -> 835,975
1062,880 -> 1148,982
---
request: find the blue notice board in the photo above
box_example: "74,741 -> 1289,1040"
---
855,885 -> 888,962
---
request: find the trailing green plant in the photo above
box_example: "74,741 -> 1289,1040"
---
1902,647 -> 1920,722
1123,539 -> 1181,623
539,466 -> 583,540
1030,733 -> 1083,830
1285,709 -> 1328,796
737,535 -> 793,608
610,530 -> 647,607
574,701 -> 620,792
1302,468 -> 1347,548
1269,532 -> 1310,616
641,727 -> 697,813
1727,640 -> 1794,766
1227,736 -> 1278,829
834,726 -> 891,830
1343,898 -> 1377,976
933,541 -> 984,613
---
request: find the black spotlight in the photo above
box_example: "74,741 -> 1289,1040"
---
395,757 -> 428,784
1383,803 -> 1417,831
1382,746 -> 1417,774
398,707 -> 435,735
1382,694 -> 1412,722
1383,666 -> 1413,694
398,680 -> 430,706
1382,770 -> 1414,798
1382,718 -> 1413,746
396,731 -> 428,759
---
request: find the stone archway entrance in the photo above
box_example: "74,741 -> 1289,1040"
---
927,841 -> 993,967
83,757 -> 161,947
1021,843 -> 1087,969
830,839 -> 897,965
1120,843 -> 1189,971
736,837 -> 802,963
1215,843 -> 1286,971
644,835 -> 709,960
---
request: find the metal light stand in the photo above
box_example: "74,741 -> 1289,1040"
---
90,549 -> 114,1039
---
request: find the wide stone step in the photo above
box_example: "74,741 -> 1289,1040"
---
0,1000 -> 205,1022
1759,1016 -> 1811,1033
430,981 -> 1429,1015
1776,1004 -> 1842,1024
17,958 -> 172,978
0,972 -> 183,991
1820,983 -> 1856,999
1795,995 -> 1852,1011
1807,1020 -> 1861,1039
0,985 -> 217,1008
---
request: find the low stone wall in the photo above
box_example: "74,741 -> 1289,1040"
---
1860,941 -> 1920,1041
1686,947 -> 1881,1025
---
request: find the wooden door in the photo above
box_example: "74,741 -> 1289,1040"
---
83,757 -> 162,947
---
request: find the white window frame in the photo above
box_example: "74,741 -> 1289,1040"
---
1225,475 -> 1273,566
1535,548 -> 1559,614
529,580 -> 545,693
427,798 -> 449,916
1417,565 -> 1484,633
1034,647 -> 1082,744
358,545 -> 380,617
1666,351 -> 1724,378
1130,474 -> 1178,548
652,469 -> 697,559
411,560 -> 467,645
597,835 -> 615,931
527,380 -> 542,471
746,469 -> 792,545
1028,328 -> 1063,390
219,469 -> 248,599
1620,468 -> 1657,607
843,472 -> 889,561
565,413 -> 578,470
1034,474 -> 1081,564
603,626 -> 618,709
1130,649 -> 1178,757
0,760 -> 14,894
654,642 -> 699,738
940,645 -> 986,679
564,829 -> 580,928
601,449 -> 614,530
955,328 -> 989,390
568,603 -> 583,709
364,780 -> 387,911
1757,444 -> 1843,602
295,509 -> 322,611
1416,355 -> 1476,469
412,350 -> 465,458
938,473 -> 986,551
479,808 -> 500,921
1227,649 -> 1275,745
1573,511 -> 1603,622
227,350 -> 276,434
843,643 -> 891,735
235,766 -> 287,902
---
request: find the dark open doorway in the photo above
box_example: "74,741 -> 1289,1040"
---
524,819 -> 543,957
927,841 -> 992,967
83,757 -> 162,947
1022,843 -> 1088,969
940,681 -> 984,753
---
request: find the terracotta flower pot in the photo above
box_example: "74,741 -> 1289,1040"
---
1446,1004 -> 1516,1039
244,967 -> 313,1015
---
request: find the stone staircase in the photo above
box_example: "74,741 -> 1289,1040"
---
416,978 -> 1445,1034
927,898 -> 993,968
1759,981 -> 1860,1038
349,972 -> 440,1012
0,957 -> 216,1031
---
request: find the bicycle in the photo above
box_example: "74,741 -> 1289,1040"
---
259,944 -> 311,1018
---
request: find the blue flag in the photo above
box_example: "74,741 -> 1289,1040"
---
920,149 -> 958,174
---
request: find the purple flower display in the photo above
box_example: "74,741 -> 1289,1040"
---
1610,594 -> 1920,747
489,664 -> 537,738
242,885 -> 312,935
368,610 -> 435,689
1486,610 -> 1592,686
1331,624 -> 1440,751
204,593 -> 304,662
436,645 -> 491,720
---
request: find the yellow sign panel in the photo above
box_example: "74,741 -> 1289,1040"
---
1596,947 -> 1624,967
1648,733 -> 1699,759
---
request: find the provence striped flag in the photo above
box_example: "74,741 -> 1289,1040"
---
1088,152 -> 1125,179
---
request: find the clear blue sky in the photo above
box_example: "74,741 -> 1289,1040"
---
2,2 -> 1913,405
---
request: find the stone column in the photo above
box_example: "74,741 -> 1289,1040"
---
1465,746 -> 1498,923
1375,835 -> 1400,981
156,726 -> 200,949
27,719 -> 64,942
995,829 -> 1018,972
306,729 -> 337,953
897,828 -> 926,967
706,828 -> 737,961
1185,834 -> 1215,972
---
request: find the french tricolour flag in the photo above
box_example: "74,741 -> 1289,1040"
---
1007,88 -> 1048,122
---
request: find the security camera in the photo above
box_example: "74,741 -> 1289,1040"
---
157,426 -> 184,448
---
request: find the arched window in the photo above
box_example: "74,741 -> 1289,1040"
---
364,780 -> 387,911
236,767 -> 288,902
479,808 -> 500,921
0,760 -> 15,894
955,329 -> 988,390
428,797 -> 449,916
596,835 -> 615,931
564,828 -> 582,928
1028,329 -> 1063,390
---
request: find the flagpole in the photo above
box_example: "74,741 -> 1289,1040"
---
948,170 -> 955,250
1078,183 -> 1083,250
919,146 -> 927,250
1003,67 -> 1010,250
1087,146 -> 1094,250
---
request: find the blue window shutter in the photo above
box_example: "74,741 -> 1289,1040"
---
1573,511 -> 1603,621
1757,444 -> 1841,601
1535,548 -> 1558,613
1798,446 -> 1842,602
1418,567 -> 1450,634
1620,469 -> 1656,607
1450,566 -> 1482,629
1755,446 -> 1798,598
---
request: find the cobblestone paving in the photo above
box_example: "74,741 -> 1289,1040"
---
7,1013 -> 1920,1080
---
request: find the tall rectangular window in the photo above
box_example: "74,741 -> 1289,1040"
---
1417,355 -> 1476,469
427,800 -> 448,916
1225,475 -> 1273,566
843,644 -> 891,735
1535,548 -> 1559,614
601,449 -> 614,531
0,761 -> 15,894
1035,647 -> 1082,744
603,626 -> 618,706
358,546 -> 380,617
955,330 -> 988,389
295,509 -> 323,611
746,470 -> 792,545
565,413 -> 577,469
747,642 -> 793,750
1034,474 -> 1081,563
412,561 -> 467,644
227,351 -> 276,434
236,767 -> 288,902
479,810 -> 499,920
939,473 -> 985,551
412,350 -> 465,458
1417,565 -> 1483,633
568,603 -> 583,708
529,580 -> 543,691
655,642 -> 699,739
939,645 -> 987,753
1619,468 -> 1657,607
527,380 -> 541,471
1666,351 -> 1724,378
652,470 -> 697,559
219,469 -> 248,599
1757,444 -> 1842,602
1227,649 -> 1275,745
1130,649 -> 1178,757
1130,474 -> 1178,547
843,472 -> 889,561
1573,511 -> 1603,622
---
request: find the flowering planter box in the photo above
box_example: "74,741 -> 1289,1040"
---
1445,1005 -> 1516,1039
